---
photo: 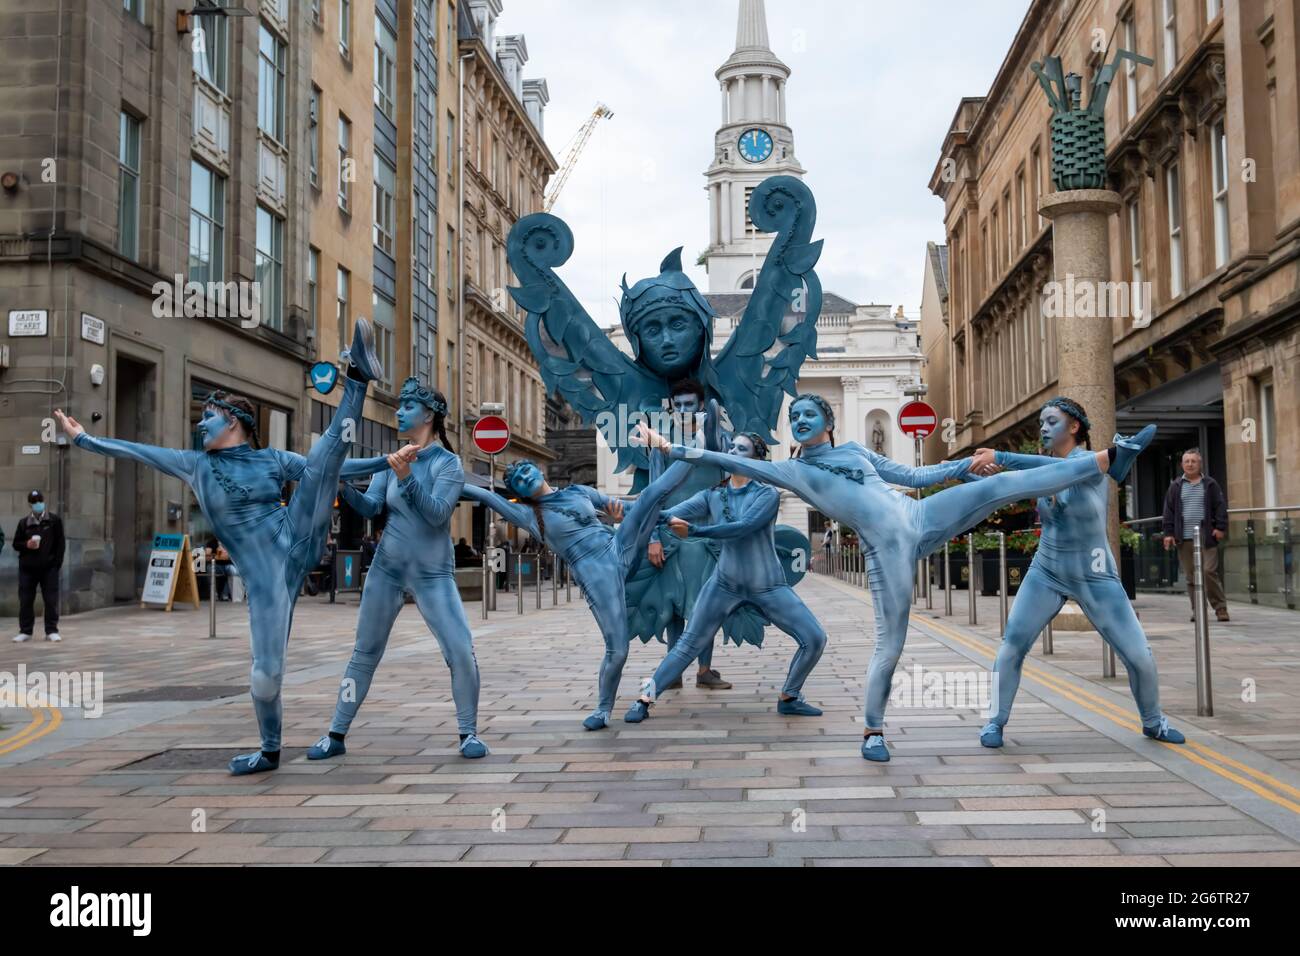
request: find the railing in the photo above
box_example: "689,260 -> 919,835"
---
1122,506 -> 1298,611
478,550 -> 573,619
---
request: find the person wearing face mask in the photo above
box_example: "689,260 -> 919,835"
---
625,433 -> 828,724
971,399 -> 1185,749
460,452 -> 694,730
12,490 -> 65,643
56,319 -> 392,775
636,393 -> 1158,762
308,379 -> 489,761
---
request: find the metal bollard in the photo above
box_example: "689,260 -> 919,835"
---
516,554 -> 524,615
1103,642 -> 1116,678
967,533 -> 977,625
209,558 -> 217,638
489,551 -> 498,611
536,555 -> 542,610
552,554 -> 558,606
1041,619 -> 1054,655
481,552 -> 489,620
1245,520 -> 1258,604
1192,526 -> 1215,716
943,542 -> 952,616
925,552 -> 933,610
998,532 -> 1008,636
566,560 -> 572,602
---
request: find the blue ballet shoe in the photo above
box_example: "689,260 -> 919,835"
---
582,710 -> 610,731
624,699 -> 652,723
458,735 -> 489,759
341,317 -> 384,384
979,722 -> 1005,748
307,735 -> 345,760
1108,424 -> 1157,482
1142,716 -> 1185,744
860,735 -> 891,762
777,695 -> 823,717
228,751 -> 279,776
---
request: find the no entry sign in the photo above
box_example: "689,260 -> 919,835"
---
473,416 -> 510,455
898,401 -> 938,440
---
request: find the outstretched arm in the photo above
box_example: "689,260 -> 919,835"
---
691,485 -> 780,540
342,455 -> 392,480
73,433 -> 199,484
461,484 -> 541,541
667,446 -> 806,496
867,450 -> 974,489
400,458 -> 465,528
341,471 -> 389,519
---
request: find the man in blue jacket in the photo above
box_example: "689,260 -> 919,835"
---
1162,448 -> 1230,622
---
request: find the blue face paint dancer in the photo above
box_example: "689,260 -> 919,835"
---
461,453 -> 693,730
973,399 -> 1184,748
55,321 -> 389,775
625,432 -> 828,724
307,379 -> 489,762
635,393 -> 1157,762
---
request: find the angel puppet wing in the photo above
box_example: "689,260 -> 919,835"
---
507,213 -> 660,475
711,176 -> 822,444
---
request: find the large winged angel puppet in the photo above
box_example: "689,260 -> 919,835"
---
506,175 -> 822,655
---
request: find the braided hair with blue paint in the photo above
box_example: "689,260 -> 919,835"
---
1042,397 -> 1092,450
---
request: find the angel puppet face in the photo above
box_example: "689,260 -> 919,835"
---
635,308 -> 706,381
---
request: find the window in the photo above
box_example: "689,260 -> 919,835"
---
1162,0 -> 1177,78
446,111 -> 455,176
1128,197 -> 1144,316
1123,14 -> 1138,120
309,87 -> 321,188
424,209 -> 436,290
308,247 -> 320,341
117,111 -> 141,261
373,151 -> 396,255
337,113 -> 352,212
1211,117 -> 1230,269
257,25 -> 285,143
1004,192 -> 1013,258
372,293 -> 396,392
446,225 -> 455,292
124,0 -> 144,20
1206,0 -> 1222,19
374,14 -> 397,120
1260,380 -> 1278,512
1016,171 -> 1026,247
192,7 -> 229,94
339,0 -> 351,58
447,1 -> 455,72
1166,162 -> 1184,297
311,0 -> 322,27
255,206 -> 284,331
1031,146 -> 1043,230
188,161 -> 225,284
336,267 -> 351,352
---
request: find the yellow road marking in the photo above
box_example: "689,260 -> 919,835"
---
0,707 -> 63,757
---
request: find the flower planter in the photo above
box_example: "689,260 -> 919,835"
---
980,549 -> 1033,596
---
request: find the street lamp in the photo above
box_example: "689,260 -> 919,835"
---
176,4 -> 255,34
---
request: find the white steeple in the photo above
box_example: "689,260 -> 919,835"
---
703,0 -> 804,294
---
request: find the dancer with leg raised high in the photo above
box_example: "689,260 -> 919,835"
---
635,393 -> 1157,761
309,378 -> 489,761
57,321 -> 390,775
974,398 -> 1184,748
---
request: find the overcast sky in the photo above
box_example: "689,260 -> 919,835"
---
497,0 -> 1030,328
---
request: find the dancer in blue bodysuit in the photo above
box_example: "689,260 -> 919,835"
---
56,321 -> 388,775
635,394 -> 1157,761
625,432 -> 828,723
462,456 -> 692,730
308,378 -> 489,762
974,399 -> 1184,747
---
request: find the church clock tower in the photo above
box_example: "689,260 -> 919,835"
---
703,0 -> 805,294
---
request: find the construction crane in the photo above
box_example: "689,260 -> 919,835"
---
544,102 -> 614,212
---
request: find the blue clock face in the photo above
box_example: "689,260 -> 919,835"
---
738,128 -> 774,163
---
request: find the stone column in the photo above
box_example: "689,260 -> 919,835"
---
721,182 -> 733,244
1039,188 -> 1124,637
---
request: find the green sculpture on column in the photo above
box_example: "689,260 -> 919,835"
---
1032,47 -> 1153,191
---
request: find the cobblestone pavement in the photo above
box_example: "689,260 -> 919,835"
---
1,574 -> 1298,866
